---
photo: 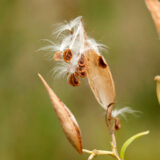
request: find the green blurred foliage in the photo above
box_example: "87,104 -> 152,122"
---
0,0 -> 160,160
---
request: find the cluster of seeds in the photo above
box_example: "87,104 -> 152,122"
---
50,17 -> 89,87
42,16 -> 105,87
53,48 -> 87,86
68,54 -> 87,86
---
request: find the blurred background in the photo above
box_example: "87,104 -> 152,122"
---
0,0 -> 160,159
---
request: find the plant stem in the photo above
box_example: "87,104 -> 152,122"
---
105,106 -> 121,160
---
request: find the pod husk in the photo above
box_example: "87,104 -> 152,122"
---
85,49 -> 116,110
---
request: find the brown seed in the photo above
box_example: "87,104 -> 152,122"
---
68,73 -> 80,87
63,49 -> 73,63
76,66 -> 87,78
98,56 -> 107,68
78,54 -> 86,67
54,51 -> 61,61
76,66 -> 86,74
114,118 -> 121,130
79,71 -> 87,78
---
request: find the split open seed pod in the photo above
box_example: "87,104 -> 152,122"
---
38,73 -> 82,153
85,49 -> 116,110
145,0 -> 160,37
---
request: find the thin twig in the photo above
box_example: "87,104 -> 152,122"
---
83,149 -> 120,160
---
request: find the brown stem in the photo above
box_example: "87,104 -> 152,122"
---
105,105 -> 121,160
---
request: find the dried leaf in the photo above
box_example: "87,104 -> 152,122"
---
85,49 -> 116,110
38,73 -> 82,153
155,75 -> 160,104
145,0 -> 160,36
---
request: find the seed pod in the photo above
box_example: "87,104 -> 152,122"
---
68,73 -> 80,86
85,49 -> 116,110
38,73 -> 82,154
145,0 -> 160,36
63,49 -> 73,63
155,75 -> 160,104
114,118 -> 121,130
78,54 -> 86,67
54,51 -> 61,61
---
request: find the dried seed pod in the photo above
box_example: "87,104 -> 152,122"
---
38,73 -> 82,154
68,73 -> 80,86
114,118 -> 121,130
145,0 -> 160,36
85,49 -> 116,110
78,54 -> 86,67
155,75 -> 160,104
63,49 -> 73,62
54,51 -> 61,61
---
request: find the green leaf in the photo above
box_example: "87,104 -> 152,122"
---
120,130 -> 150,160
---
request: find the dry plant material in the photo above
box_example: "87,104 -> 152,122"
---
145,0 -> 160,36
39,17 -> 150,160
85,49 -> 116,110
155,75 -> 160,104
54,51 -> 61,61
78,54 -> 86,66
38,73 -> 82,153
79,71 -> 87,78
114,118 -> 121,130
68,73 -> 81,86
63,49 -> 73,62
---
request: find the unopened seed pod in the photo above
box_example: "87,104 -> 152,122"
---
38,74 -> 82,153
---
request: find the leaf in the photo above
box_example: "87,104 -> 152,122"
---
38,73 -> 83,154
120,130 -> 150,160
145,0 -> 160,37
85,49 -> 116,110
155,75 -> 160,104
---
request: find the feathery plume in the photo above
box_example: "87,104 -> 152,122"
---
112,107 -> 140,119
